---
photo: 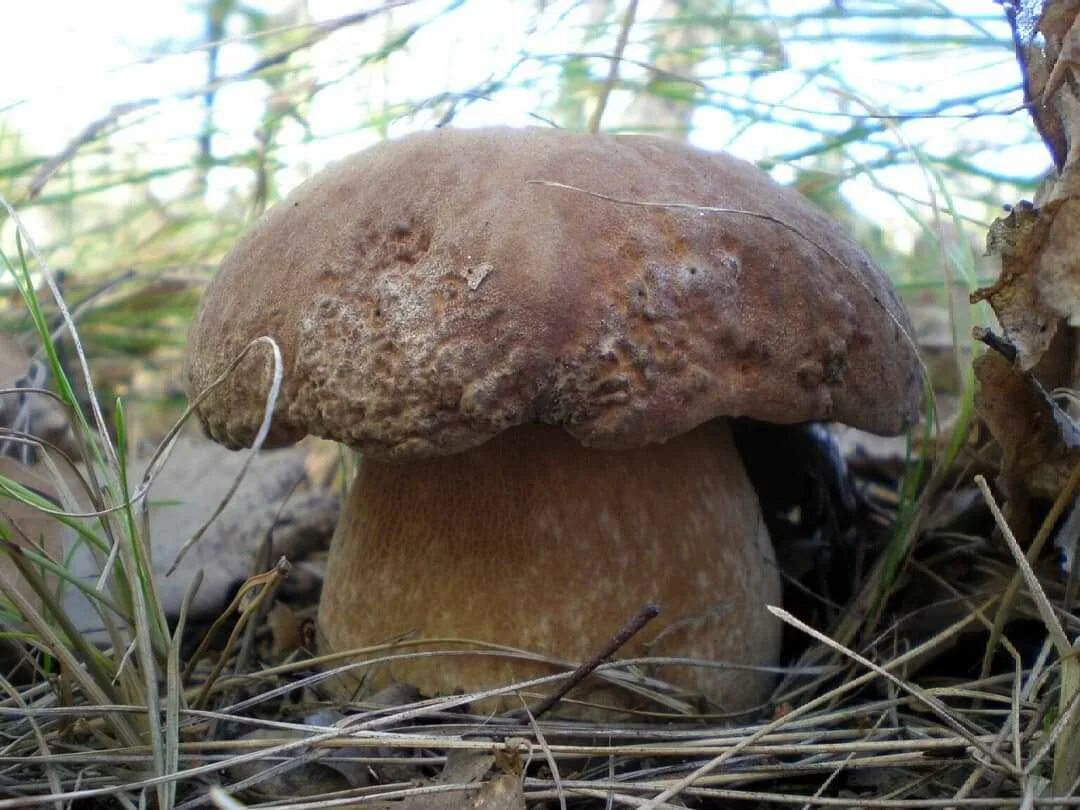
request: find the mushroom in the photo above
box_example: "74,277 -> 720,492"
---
185,127 -> 920,713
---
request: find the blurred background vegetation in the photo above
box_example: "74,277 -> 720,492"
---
0,0 -> 1048,440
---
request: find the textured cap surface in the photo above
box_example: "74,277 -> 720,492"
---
185,126 -> 920,460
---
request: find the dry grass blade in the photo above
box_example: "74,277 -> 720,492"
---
800,710 -> 890,810
208,786 -> 248,810
767,606 -> 1018,774
532,781 -> 1080,806
161,335 -> 283,575
1025,688 -> 1080,781
908,558 -> 1029,784
1,524 -> 119,689
0,567 -> 139,747
164,571 -> 200,810
636,604 -> 995,809
0,676 -> 62,808
186,559 -> 291,707
520,698 -> 563,810
980,459 -> 1080,680
975,474 -> 1080,796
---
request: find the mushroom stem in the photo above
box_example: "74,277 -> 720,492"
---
317,418 -> 781,714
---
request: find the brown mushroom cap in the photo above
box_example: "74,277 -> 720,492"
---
185,126 -> 920,458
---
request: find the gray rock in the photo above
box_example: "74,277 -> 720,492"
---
65,436 -> 338,631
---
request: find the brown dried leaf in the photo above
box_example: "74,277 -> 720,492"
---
1012,1 -> 1080,169
1042,6 -> 1080,102
469,773 -> 526,810
386,750 -> 499,810
972,203 -> 1060,370
1040,1 -> 1080,44
1037,197 -> 1080,325
266,601 -> 302,659
974,350 -> 1080,499
974,5 -> 1080,498
366,749 -> 525,810
437,749 -> 497,789
1005,1 -> 1080,196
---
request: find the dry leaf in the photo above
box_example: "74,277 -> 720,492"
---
973,350 -> 1080,500
972,203 -> 1060,370
469,773 -> 526,810
1037,197 -> 1080,326
363,682 -> 423,708
991,1 -> 1080,355
1042,7 -> 1080,102
266,601 -> 302,659
1014,1 -> 1080,172
974,0 -> 1080,506
369,750 -> 497,810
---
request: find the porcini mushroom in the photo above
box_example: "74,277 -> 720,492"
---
185,127 -> 920,713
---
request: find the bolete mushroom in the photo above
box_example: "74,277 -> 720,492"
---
185,127 -> 920,713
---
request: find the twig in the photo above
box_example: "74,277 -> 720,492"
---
519,603 -> 660,721
23,103 -> 146,203
587,0 -> 639,133
972,326 -> 1018,364
529,51 -> 704,88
